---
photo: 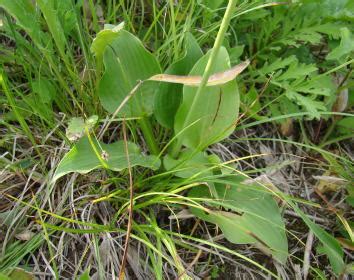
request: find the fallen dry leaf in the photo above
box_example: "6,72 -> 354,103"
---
280,118 -> 294,137
148,60 -> 250,87
332,74 -> 348,113
15,230 -> 35,241
314,172 -> 348,193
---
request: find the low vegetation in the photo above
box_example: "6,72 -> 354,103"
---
0,0 -> 353,279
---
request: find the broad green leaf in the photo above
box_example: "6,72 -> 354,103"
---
229,45 -> 245,64
53,136 -> 160,181
164,150 -> 213,178
98,30 -> 161,116
8,269 -> 34,280
174,47 -> 240,150
0,269 -> 34,280
78,270 -> 91,280
336,116 -> 354,135
154,33 -> 203,128
326,27 -> 354,61
0,273 -> 11,280
164,150 -> 232,179
90,22 -> 125,70
189,176 -> 288,264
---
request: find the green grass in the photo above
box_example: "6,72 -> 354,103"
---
0,0 -> 353,279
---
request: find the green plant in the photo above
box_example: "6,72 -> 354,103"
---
51,8 -> 345,280
1,0 -> 352,278
232,1 -> 354,130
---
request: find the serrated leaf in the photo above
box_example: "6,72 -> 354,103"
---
174,47 -> 240,150
98,30 -> 161,116
314,23 -> 344,39
327,27 -> 354,61
189,176 -> 288,264
286,90 -> 326,119
280,28 -> 323,47
53,136 -> 160,181
259,56 -> 297,76
293,76 -> 335,96
276,60 -> 317,82
154,33 -> 203,128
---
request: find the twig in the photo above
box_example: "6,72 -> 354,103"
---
118,119 -> 134,280
98,81 -> 143,140
303,231 -> 314,280
238,72 -> 273,124
176,249 -> 202,280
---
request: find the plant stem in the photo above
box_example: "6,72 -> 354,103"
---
319,119 -> 336,146
170,0 -> 238,158
138,117 -> 160,155
85,127 -> 109,169
168,0 -> 179,60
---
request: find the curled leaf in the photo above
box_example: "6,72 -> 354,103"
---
91,22 -> 125,62
15,230 -> 35,241
149,60 -> 250,87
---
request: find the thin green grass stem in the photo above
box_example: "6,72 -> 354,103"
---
138,117 -> 160,155
170,0 -> 238,158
